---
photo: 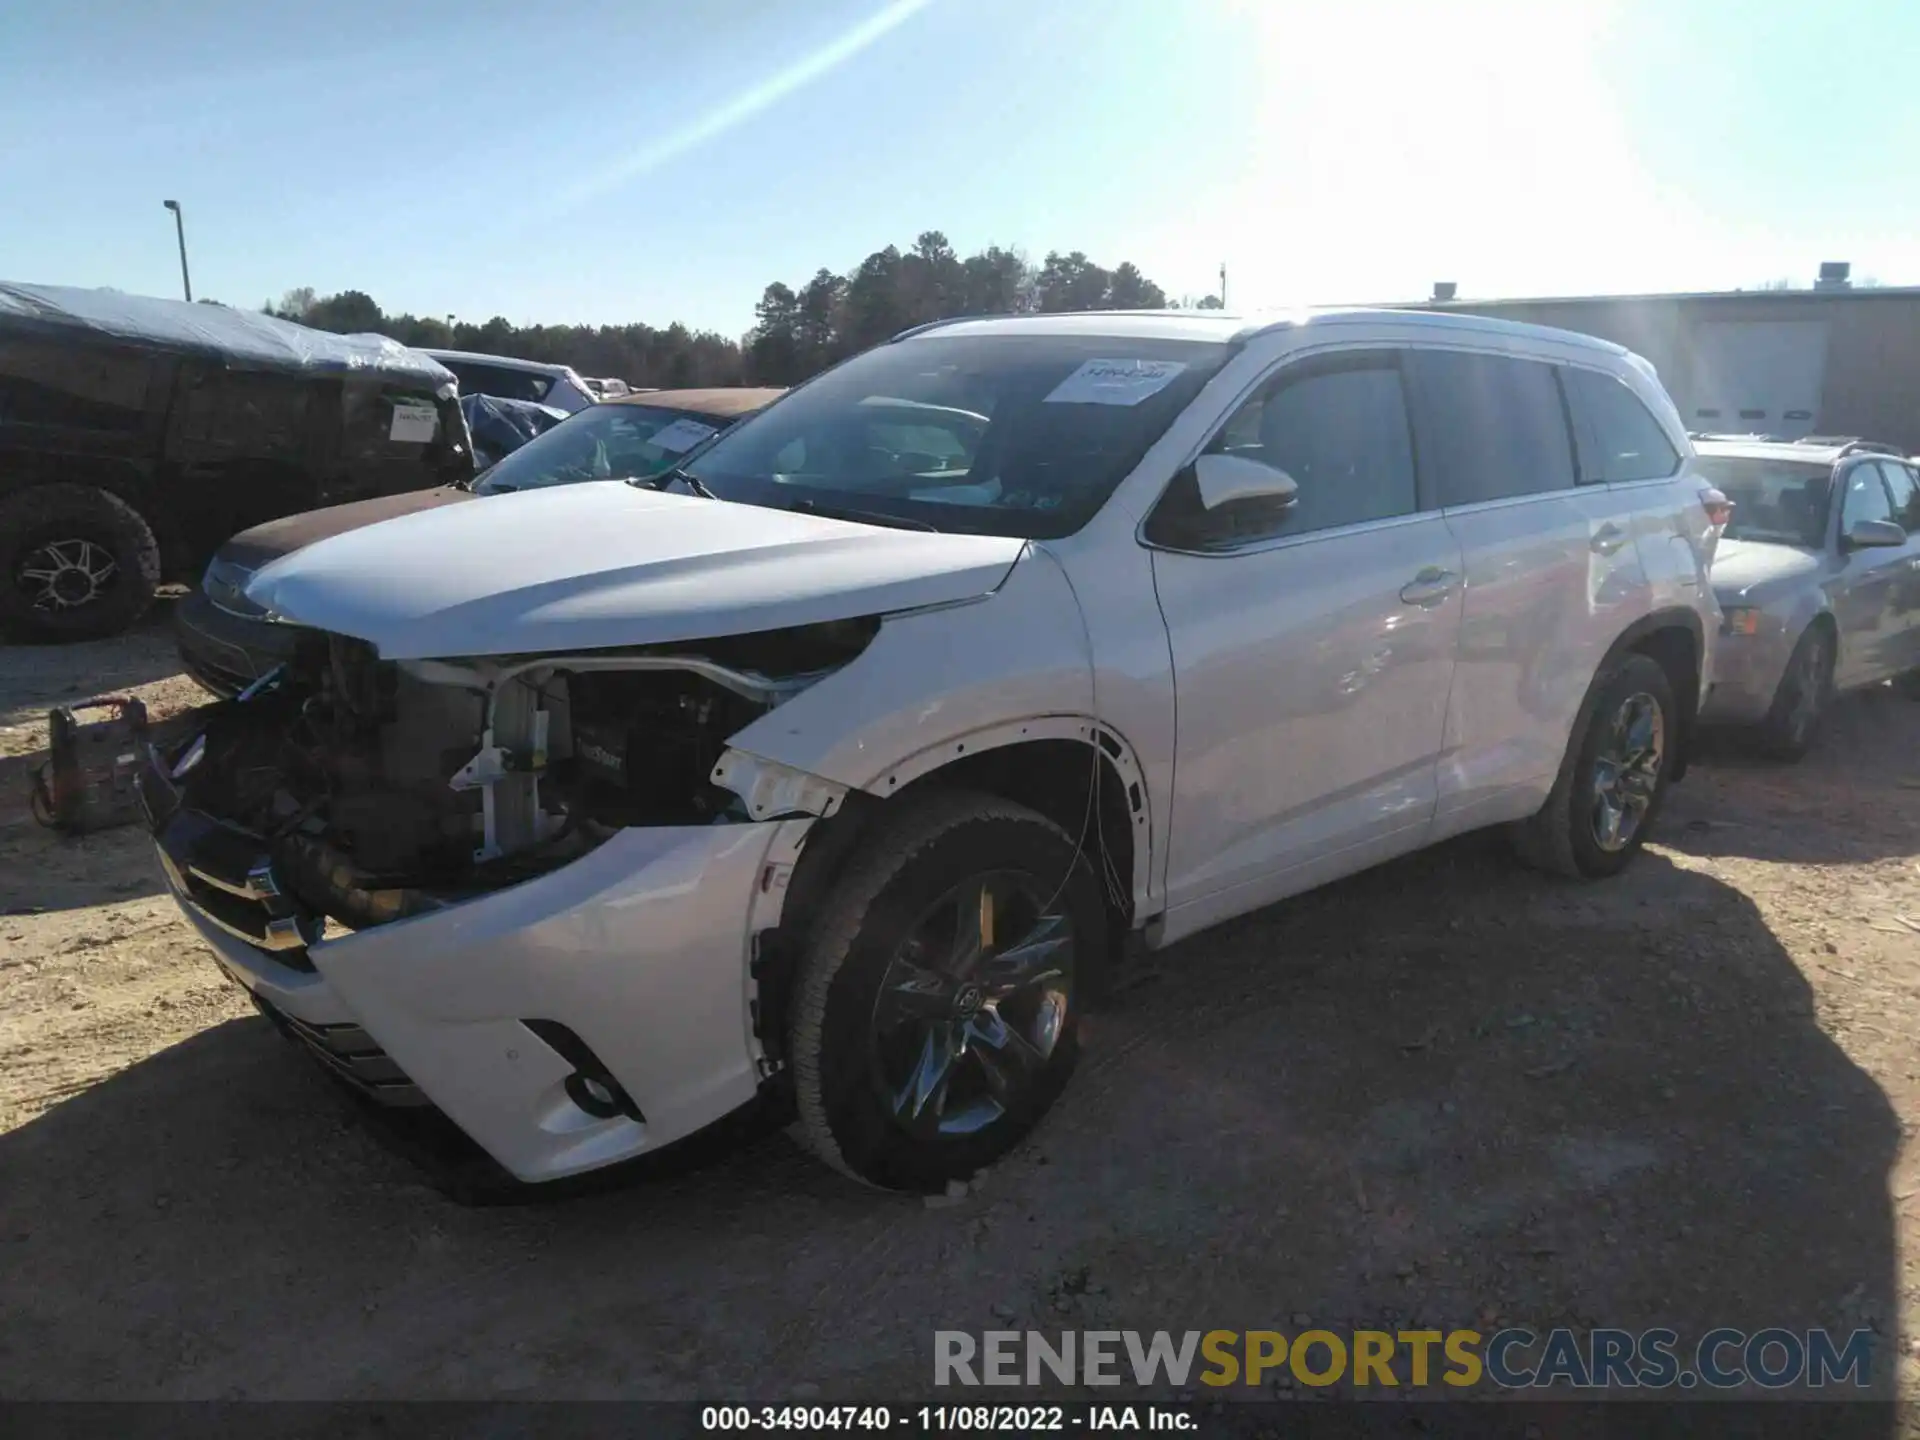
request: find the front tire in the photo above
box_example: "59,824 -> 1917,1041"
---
1758,622 -> 1834,761
1513,652 -> 1678,880
0,483 -> 161,641
789,791 -> 1105,1192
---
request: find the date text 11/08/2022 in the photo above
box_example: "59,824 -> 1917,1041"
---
700,1406 -> 1193,1431
931,1327 -> 1878,1390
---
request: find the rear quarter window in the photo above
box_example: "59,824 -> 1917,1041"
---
1405,349 -> 1577,506
1561,365 -> 1680,483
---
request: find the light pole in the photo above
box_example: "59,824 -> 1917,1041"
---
161,200 -> 192,302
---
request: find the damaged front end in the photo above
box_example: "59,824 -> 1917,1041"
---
142,619 -> 871,1182
150,619 -> 872,940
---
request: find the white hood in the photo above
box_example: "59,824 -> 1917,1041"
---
246,481 -> 1027,659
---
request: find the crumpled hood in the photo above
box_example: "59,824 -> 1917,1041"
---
246,481 -> 1028,659
1710,537 -> 1823,599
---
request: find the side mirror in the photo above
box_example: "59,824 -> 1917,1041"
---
1844,518 -> 1907,550
1193,452 -> 1299,511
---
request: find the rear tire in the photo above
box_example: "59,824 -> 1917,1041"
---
788,791 -> 1105,1192
1757,622 -> 1834,761
1512,652 -> 1678,880
0,484 -> 161,641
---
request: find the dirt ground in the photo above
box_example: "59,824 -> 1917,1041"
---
2,606 -> 1918,1409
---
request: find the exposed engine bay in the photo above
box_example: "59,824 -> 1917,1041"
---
168,620 -> 876,933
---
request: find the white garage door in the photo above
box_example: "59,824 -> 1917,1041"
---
1681,320 -> 1830,439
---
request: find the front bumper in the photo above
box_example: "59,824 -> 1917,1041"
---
172,588 -> 304,700
1698,615 -> 1795,725
141,736 -> 805,1183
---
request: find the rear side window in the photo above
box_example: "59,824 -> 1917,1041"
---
1875,460 -> 1920,531
1146,356 -> 1417,548
1407,350 -> 1576,506
1561,366 -> 1681,483
0,340 -> 152,433
176,370 -> 311,456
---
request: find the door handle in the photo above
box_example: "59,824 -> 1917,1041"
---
1591,522 -> 1629,556
1399,567 -> 1458,608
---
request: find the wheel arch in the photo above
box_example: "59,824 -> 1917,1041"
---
1801,606 -> 1841,669
742,720 -> 1147,1073
1587,607 -> 1705,783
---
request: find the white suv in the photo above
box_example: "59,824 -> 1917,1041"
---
421,349 -> 597,414
144,310 -> 1720,1193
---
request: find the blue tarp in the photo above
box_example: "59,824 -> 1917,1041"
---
461,393 -> 571,467
0,281 -> 454,389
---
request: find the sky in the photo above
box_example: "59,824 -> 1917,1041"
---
3,0 -> 1917,337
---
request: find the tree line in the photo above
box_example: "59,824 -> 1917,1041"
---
270,231 -> 1210,390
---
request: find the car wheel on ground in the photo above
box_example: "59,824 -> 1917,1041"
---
1759,622 -> 1835,760
0,483 -> 161,642
789,791 -> 1104,1193
1513,651 -> 1678,880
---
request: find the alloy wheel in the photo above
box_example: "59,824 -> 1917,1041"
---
870,871 -> 1074,1139
1590,691 -> 1665,853
17,537 -> 119,612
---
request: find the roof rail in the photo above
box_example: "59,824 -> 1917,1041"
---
1792,435 -> 1902,456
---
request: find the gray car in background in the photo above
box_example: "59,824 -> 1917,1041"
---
1697,436 -> 1920,757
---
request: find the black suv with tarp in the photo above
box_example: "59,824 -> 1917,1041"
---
0,283 -> 471,640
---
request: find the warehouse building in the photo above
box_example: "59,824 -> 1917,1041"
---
1404,264 -> 1920,453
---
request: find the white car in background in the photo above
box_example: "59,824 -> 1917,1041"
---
143,310 -> 1721,1194
422,348 -> 597,414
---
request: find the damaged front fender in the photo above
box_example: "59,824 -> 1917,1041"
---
709,750 -> 849,822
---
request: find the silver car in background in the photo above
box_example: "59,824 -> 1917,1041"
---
1697,437 -> 1920,757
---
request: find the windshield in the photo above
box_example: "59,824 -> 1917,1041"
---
471,404 -> 731,495
1694,455 -> 1833,547
679,334 -> 1234,539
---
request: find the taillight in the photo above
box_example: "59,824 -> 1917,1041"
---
1700,486 -> 1734,529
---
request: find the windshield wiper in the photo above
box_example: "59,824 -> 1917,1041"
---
643,465 -> 717,498
786,495 -> 937,532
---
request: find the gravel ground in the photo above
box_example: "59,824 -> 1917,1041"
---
2,610 -> 1917,1411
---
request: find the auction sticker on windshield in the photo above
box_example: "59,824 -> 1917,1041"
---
649,417 -> 720,454
1043,358 -> 1188,406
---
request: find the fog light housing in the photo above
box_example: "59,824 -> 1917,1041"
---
521,1018 -> 644,1122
